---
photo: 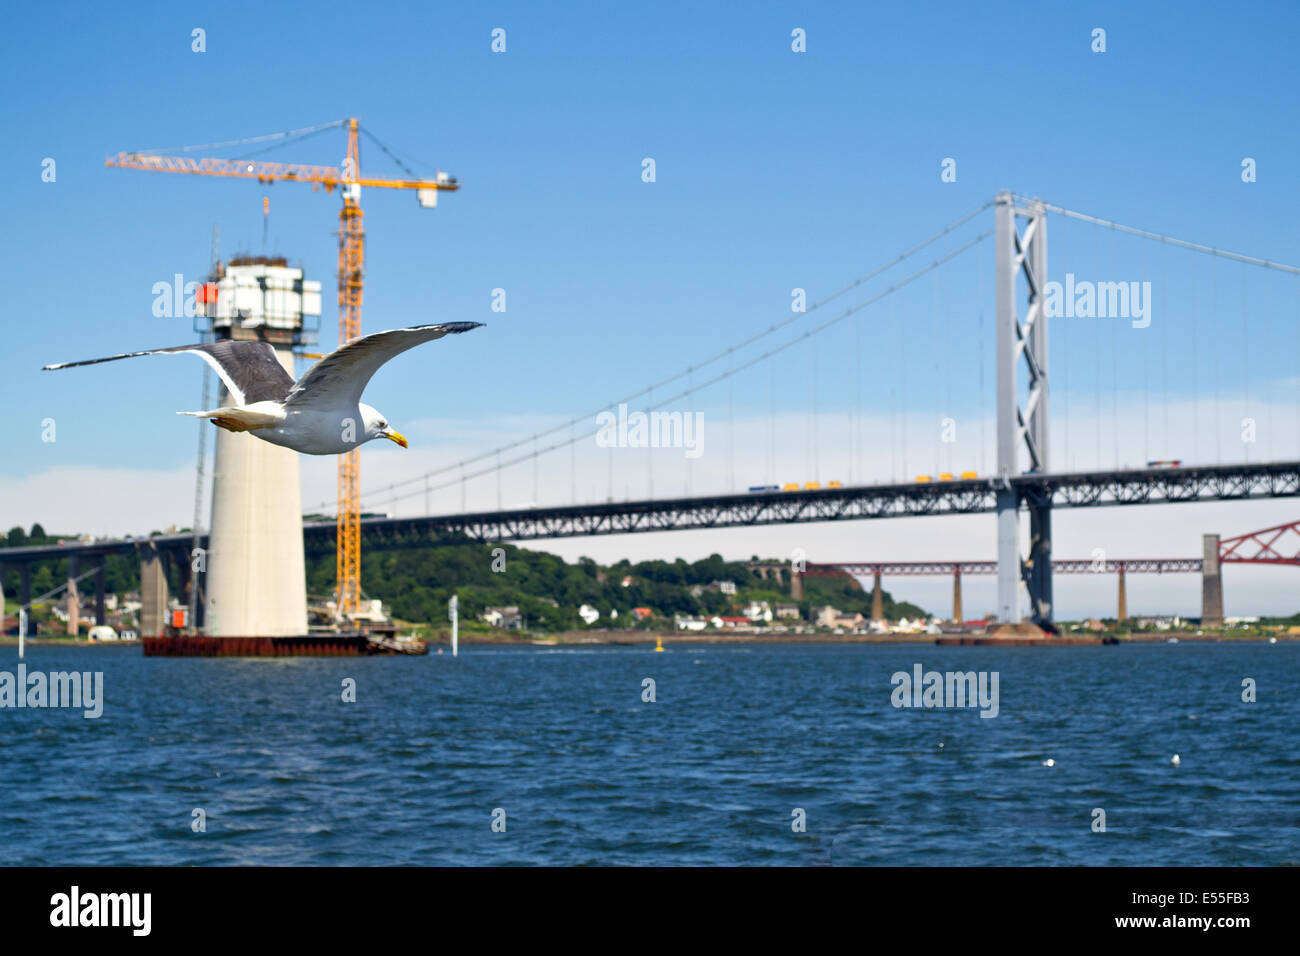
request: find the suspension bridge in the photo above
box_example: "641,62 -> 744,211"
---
6,192 -> 1300,632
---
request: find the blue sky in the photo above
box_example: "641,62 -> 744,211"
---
3,1 -> 1299,615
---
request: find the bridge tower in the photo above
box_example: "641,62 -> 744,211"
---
197,256 -> 320,637
994,192 -> 1052,626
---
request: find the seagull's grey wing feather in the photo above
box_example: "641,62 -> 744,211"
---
283,322 -> 484,411
43,340 -> 295,406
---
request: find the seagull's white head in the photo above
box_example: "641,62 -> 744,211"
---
360,403 -> 407,448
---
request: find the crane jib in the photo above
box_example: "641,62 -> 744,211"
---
105,152 -> 457,192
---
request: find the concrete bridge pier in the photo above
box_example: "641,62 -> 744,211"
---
138,543 -> 170,637
871,569 -> 884,622
1116,564 -> 1127,624
952,566 -> 963,623
66,554 -> 79,637
790,568 -> 803,600
94,562 -> 107,626
1202,534 -> 1224,626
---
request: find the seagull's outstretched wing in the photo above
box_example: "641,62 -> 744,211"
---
283,322 -> 484,412
43,340 -> 294,406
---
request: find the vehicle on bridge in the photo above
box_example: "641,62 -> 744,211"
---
759,481 -> 844,493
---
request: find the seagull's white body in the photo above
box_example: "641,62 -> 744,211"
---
44,322 -> 483,455
197,400 -> 388,456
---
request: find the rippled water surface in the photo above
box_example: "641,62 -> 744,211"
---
1,642 -> 1297,865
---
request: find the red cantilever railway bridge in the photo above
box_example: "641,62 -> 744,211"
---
801,519 -> 1300,576
747,519 -> 1300,623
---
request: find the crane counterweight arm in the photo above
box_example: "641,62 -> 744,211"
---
105,152 -> 460,192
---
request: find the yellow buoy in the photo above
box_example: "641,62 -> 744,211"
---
654,637 -> 665,652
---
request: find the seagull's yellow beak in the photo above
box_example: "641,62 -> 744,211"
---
383,428 -> 408,448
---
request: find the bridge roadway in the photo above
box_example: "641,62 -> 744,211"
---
2,461 -> 1297,569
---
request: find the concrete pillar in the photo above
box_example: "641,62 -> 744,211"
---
1028,500 -> 1053,624
94,562 -> 107,626
872,569 -> 884,622
66,555 -> 79,637
1202,534 -> 1223,626
204,346 -> 307,637
1116,564 -> 1127,624
952,566 -> 963,623
790,569 -> 803,601
139,544 -> 170,637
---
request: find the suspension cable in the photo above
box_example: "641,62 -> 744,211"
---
361,229 -> 992,510
1016,196 -> 1300,274
338,199 -> 996,509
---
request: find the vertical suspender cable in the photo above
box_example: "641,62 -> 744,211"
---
1265,270 -> 1272,461
727,358 -> 734,492
1093,226 -> 1101,468
767,363 -> 775,487
978,237 -> 986,476
1142,240 -> 1149,463
933,267 -> 941,477
943,233 -> 951,477
1242,262 -> 1249,463
686,369 -> 693,496
1214,258 -> 1221,462
1111,227 -> 1119,468
1191,257 -> 1199,463
850,316 -> 858,484
1160,243 -> 1168,458
856,301 -> 863,484
900,283 -> 908,478
810,336 -> 818,483
647,385 -> 654,498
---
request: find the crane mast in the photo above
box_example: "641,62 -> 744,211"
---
337,119 -> 365,617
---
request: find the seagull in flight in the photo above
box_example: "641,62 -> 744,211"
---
43,322 -> 483,455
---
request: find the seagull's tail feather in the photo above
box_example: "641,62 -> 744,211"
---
178,406 -> 280,433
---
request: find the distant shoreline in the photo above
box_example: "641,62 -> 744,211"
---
2,630 -> 1291,648
445,629 -> 1293,647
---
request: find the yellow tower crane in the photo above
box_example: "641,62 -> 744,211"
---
107,118 -> 460,621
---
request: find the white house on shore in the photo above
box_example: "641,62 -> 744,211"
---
815,606 -> 865,629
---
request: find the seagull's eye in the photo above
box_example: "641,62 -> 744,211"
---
379,421 -> 387,429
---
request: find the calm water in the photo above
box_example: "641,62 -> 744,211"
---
1,642 -> 1297,865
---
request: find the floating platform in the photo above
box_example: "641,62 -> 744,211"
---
142,634 -> 427,657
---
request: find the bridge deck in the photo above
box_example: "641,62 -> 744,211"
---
1,461 -> 1296,563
